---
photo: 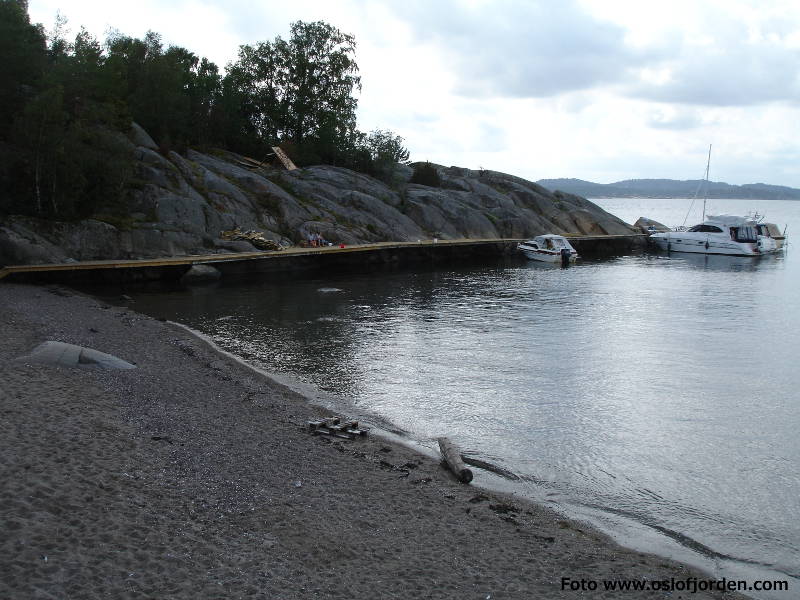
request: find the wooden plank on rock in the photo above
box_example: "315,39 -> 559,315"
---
271,146 -> 298,171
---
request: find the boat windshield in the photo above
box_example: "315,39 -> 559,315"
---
688,224 -> 723,233
731,225 -> 758,242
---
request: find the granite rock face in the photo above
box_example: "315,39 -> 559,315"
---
0,124 -> 637,265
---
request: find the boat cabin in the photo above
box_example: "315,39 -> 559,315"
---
529,235 -> 571,251
702,215 -> 759,242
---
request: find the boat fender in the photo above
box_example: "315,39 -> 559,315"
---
705,241 -> 709,250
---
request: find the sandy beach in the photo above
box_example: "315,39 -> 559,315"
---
0,282 -> 751,599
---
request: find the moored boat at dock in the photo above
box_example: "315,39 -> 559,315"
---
649,145 -> 783,256
649,214 -> 780,256
517,234 -> 578,264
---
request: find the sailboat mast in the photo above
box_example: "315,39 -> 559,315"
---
702,144 -> 712,221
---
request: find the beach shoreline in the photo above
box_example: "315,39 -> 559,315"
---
0,282 -> 752,599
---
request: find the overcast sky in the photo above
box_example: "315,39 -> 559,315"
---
27,0 -> 800,187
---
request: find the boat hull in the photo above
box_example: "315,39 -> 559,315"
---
650,233 -> 777,256
518,247 -> 578,262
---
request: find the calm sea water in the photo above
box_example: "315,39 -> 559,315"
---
118,198 -> 799,597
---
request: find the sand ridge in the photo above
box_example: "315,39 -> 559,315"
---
0,283 -> 750,599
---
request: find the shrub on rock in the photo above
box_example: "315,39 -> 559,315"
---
410,162 -> 441,188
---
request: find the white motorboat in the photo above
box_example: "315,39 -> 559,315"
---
754,219 -> 787,250
649,146 -> 782,256
517,234 -> 578,264
650,214 -> 779,256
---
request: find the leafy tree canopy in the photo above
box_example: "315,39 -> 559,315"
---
0,5 -> 411,220
0,0 -> 46,137
227,20 -> 364,166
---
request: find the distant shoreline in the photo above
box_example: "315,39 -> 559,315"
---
585,196 -> 800,201
539,178 -> 800,201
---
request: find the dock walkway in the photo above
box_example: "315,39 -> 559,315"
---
0,235 -> 646,284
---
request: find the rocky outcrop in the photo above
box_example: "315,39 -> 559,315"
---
633,217 -> 670,233
0,125 -> 637,266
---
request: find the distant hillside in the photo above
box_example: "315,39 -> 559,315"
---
537,178 -> 800,200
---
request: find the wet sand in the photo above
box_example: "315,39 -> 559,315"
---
0,283 -> 750,599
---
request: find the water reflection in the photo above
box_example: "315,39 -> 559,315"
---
115,249 -> 800,596
650,251 -> 786,273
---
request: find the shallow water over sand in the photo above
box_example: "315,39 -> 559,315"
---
120,199 -> 800,597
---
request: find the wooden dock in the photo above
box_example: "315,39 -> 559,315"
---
0,235 -> 646,284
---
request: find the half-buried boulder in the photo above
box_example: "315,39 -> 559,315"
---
18,341 -> 136,369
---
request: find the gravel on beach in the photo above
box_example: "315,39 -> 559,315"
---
0,283 -> 750,599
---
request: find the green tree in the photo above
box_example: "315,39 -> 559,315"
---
187,57 -> 222,147
224,40 -> 281,151
104,31 -> 222,151
104,32 -> 161,133
0,0 -> 47,137
0,11 -> 416,220
1,21 -> 133,219
410,162 -> 441,187
229,20 -> 361,164
366,129 -> 410,163
7,81 -> 132,219
45,27 -> 127,126
276,21 -> 360,151
363,128 -> 410,183
206,70 -> 264,157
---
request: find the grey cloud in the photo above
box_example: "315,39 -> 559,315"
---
630,42 -> 800,106
616,10 -> 800,106
646,108 -> 704,130
383,0 -> 655,98
215,0 -> 800,109
384,0 -> 800,107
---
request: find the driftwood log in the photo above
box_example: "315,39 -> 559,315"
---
437,437 -> 473,483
